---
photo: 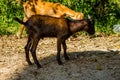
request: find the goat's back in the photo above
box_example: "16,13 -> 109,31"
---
25,15 -> 69,37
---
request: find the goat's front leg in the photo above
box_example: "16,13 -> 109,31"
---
62,40 -> 69,60
57,38 -> 63,65
30,38 -> 42,68
24,36 -> 32,65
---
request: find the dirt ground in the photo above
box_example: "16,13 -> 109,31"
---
0,35 -> 120,80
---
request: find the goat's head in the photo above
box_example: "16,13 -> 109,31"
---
84,15 -> 95,35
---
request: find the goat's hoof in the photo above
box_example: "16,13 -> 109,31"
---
37,63 -> 42,68
37,65 -> 42,69
27,61 -> 33,65
28,62 -> 33,65
65,56 -> 70,60
16,33 -> 22,39
58,61 -> 63,65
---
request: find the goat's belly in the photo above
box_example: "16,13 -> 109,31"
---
42,33 -> 57,37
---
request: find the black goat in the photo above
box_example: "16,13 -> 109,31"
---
14,15 -> 95,68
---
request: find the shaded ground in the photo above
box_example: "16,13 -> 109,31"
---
0,35 -> 120,80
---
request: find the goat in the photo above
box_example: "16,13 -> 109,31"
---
14,15 -> 95,68
16,0 -> 84,38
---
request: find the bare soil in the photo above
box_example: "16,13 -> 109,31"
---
0,35 -> 120,80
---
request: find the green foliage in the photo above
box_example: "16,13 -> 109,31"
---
0,0 -> 23,35
0,0 -> 120,35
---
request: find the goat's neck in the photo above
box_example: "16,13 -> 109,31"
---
69,20 -> 87,33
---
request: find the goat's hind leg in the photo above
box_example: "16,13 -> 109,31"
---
24,36 -> 32,65
30,38 -> 42,68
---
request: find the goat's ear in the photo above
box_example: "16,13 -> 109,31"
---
88,15 -> 91,19
87,15 -> 93,23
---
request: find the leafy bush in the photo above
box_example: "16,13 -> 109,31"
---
0,0 -> 120,35
0,0 -> 23,35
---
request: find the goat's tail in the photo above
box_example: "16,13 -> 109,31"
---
14,17 -> 26,26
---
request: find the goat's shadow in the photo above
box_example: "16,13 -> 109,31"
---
40,50 -> 119,66
69,50 -> 119,59
13,50 -> 120,80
